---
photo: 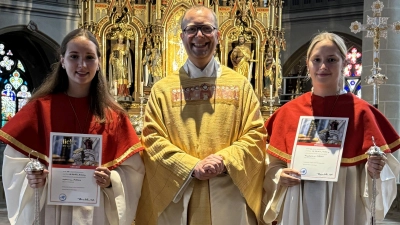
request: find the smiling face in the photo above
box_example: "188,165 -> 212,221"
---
61,36 -> 100,96
180,7 -> 220,69
307,39 -> 345,95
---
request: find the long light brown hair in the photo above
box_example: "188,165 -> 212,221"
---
30,28 -> 125,122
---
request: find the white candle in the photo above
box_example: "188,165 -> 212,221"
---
92,0 -> 96,22
270,84 -> 273,98
81,0 -> 85,25
140,82 -> 144,96
278,7 -> 282,30
88,0 -> 93,22
271,6 -> 275,29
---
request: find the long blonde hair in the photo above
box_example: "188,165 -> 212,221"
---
306,32 -> 347,89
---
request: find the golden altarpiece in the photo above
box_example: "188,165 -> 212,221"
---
78,0 -> 284,126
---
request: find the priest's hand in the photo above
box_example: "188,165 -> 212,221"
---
203,161 -> 226,175
367,155 -> 386,179
278,168 -> 301,187
95,167 -> 112,188
193,154 -> 225,180
26,169 -> 49,189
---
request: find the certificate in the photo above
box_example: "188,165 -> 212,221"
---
47,132 -> 102,206
291,116 -> 349,182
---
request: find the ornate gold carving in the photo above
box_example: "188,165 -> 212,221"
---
83,0 -> 284,120
166,8 -> 187,75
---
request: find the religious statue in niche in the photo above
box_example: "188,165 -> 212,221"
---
150,46 -> 163,84
142,41 -> 163,87
263,48 -> 283,101
263,49 -> 275,96
272,56 -> 282,99
142,45 -> 153,87
108,32 -> 133,101
230,35 -> 256,82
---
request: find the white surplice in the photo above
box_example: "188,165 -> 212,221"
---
2,145 -> 145,225
158,175 -> 257,225
263,153 -> 400,225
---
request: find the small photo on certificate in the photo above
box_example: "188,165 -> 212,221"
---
296,118 -> 346,147
291,116 -> 349,182
51,135 -> 101,167
48,132 -> 102,207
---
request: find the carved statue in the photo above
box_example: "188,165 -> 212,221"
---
109,32 -> 132,99
230,35 -> 254,81
150,47 -> 163,84
143,44 -> 163,87
142,46 -> 153,87
264,50 -> 275,91
273,56 -> 282,97
263,49 -> 282,98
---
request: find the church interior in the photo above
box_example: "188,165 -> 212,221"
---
0,0 -> 399,222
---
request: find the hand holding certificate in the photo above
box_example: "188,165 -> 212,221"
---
47,132 -> 102,206
291,116 -> 349,182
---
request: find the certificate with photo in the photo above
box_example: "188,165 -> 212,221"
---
291,116 -> 349,182
47,132 -> 102,206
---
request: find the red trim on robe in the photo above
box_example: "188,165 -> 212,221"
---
0,93 -> 143,170
265,92 -> 400,166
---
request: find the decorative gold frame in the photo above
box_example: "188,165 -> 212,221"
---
79,0 -> 284,119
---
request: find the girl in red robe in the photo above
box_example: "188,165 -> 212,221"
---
0,28 -> 144,225
263,32 -> 400,225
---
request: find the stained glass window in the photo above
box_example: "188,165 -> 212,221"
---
0,42 -> 31,127
343,47 -> 362,98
